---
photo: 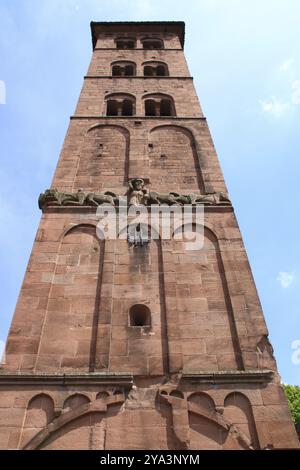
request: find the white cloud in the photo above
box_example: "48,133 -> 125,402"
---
0,340 -> 5,362
277,271 -> 295,288
260,59 -> 300,117
291,80 -> 300,104
0,80 -> 5,104
279,58 -> 294,72
260,97 -> 289,117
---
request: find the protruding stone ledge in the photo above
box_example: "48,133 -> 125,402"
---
93,48 -> 184,51
0,372 -> 133,387
84,75 -> 194,80
181,370 -> 274,384
70,115 -> 207,120
41,204 -> 234,214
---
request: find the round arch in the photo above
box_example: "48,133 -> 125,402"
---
61,222 -> 98,240
142,91 -> 174,101
86,122 -> 130,136
149,124 -> 205,192
83,123 -> 130,183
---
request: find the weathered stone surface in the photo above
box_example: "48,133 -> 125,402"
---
0,21 -> 298,451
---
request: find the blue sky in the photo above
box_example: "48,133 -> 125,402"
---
0,0 -> 299,384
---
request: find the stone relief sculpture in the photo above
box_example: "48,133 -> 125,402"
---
127,178 -> 150,206
188,192 -> 231,205
39,179 -> 231,209
38,188 -> 117,209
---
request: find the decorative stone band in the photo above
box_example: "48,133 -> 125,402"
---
38,183 -> 232,210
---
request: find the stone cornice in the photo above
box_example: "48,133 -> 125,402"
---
84,75 -> 193,80
0,370 -> 274,386
40,205 -> 234,214
94,48 -> 183,51
90,21 -> 185,49
181,370 -> 274,384
70,115 -> 206,120
0,372 -> 133,387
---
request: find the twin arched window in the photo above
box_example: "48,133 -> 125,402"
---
115,37 -> 164,49
115,38 -> 136,49
110,61 -> 168,77
144,94 -> 176,117
111,61 -> 136,76
143,61 -> 168,76
106,93 -> 135,116
142,38 -> 163,50
105,93 -> 175,117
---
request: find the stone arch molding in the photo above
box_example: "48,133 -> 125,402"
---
21,388 -> 258,450
35,223 -> 105,373
22,391 -> 126,450
148,124 -> 205,193
75,123 -> 130,190
86,122 -> 131,135
158,388 -> 256,450
63,393 -> 91,410
172,223 -> 225,253
61,222 -> 98,240
172,222 -> 244,371
224,391 -> 259,449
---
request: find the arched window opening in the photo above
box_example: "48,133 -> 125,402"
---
111,62 -> 136,77
160,99 -> 172,116
107,99 -> 118,116
156,65 -> 166,76
142,39 -> 163,50
143,63 -> 168,77
125,65 -> 134,76
145,99 -> 156,116
116,39 -> 135,49
106,94 -> 135,116
144,95 -> 175,117
129,304 -> 151,327
122,99 -> 133,116
112,65 -> 122,76
144,66 -> 154,76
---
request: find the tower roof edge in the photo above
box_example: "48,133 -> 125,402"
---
90,21 -> 185,49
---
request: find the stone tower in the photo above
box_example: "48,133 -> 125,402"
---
0,21 -> 298,450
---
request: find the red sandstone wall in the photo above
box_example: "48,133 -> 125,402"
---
0,382 -> 298,450
0,23 -> 298,451
2,206 -> 275,374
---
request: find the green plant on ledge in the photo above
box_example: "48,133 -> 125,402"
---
284,384 -> 300,439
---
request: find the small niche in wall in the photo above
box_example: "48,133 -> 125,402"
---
129,304 -> 151,327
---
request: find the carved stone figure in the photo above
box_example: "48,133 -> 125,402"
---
188,192 -> 231,205
39,184 -> 231,210
38,188 -> 117,209
38,188 -> 78,209
147,190 -> 231,206
147,191 -> 185,205
85,191 -> 117,206
127,178 -> 149,206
